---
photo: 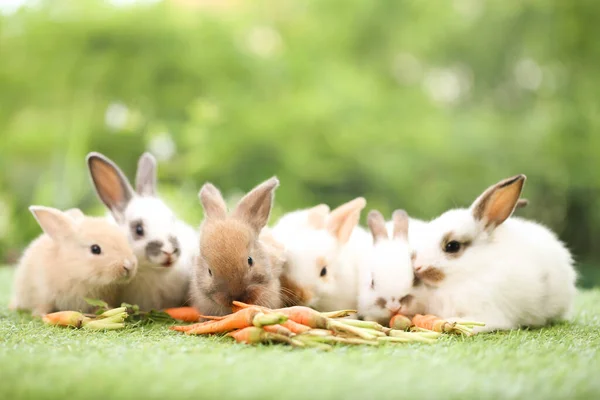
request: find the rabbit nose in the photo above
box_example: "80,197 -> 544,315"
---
123,259 -> 134,275
161,249 -> 176,256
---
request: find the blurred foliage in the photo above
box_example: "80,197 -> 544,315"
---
0,0 -> 598,286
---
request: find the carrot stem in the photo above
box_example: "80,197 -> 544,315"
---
327,320 -> 377,340
337,319 -> 385,331
252,312 -> 288,328
388,330 -> 438,344
320,310 -> 357,318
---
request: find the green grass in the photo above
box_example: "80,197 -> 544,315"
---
1,267 -> 599,400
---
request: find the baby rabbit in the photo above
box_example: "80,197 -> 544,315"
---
10,206 -> 137,316
358,210 -> 415,325
410,175 -> 577,332
87,152 -> 198,310
191,177 -> 285,316
275,197 -> 372,311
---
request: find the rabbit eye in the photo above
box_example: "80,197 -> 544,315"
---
135,223 -> 144,237
320,267 -> 327,277
208,268 -> 213,277
444,240 -> 461,253
371,279 -> 375,289
247,257 -> 254,267
90,244 -> 102,255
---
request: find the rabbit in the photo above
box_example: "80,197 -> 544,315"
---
10,206 -> 137,316
270,203 -> 330,243
87,152 -> 198,311
191,177 -> 285,316
408,174 -> 577,332
357,210 -> 416,325
275,197 -> 372,311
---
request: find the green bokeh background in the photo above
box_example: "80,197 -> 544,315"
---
0,0 -> 598,286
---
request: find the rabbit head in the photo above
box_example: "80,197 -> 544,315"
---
87,152 -> 182,270
29,205 -> 137,286
412,174 -> 526,287
280,197 -> 366,308
194,177 -> 282,311
361,209 -> 415,321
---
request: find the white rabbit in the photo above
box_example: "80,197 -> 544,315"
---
10,206 -> 137,316
409,175 -> 577,332
357,210 -> 415,325
87,152 -> 198,310
274,197 -> 371,311
270,204 -> 330,243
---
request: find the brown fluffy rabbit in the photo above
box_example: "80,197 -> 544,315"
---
190,177 -> 284,316
10,206 -> 138,316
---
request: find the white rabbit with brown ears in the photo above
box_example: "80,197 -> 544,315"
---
408,175 -> 577,332
87,152 -> 198,311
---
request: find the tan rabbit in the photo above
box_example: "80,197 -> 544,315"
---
190,177 -> 284,316
10,206 -> 138,316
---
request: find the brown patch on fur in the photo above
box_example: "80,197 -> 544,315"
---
400,294 -> 414,306
375,297 -> 386,309
279,273 -> 312,306
472,175 -> 526,229
441,232 -> 472,258
416,267 -> 446,283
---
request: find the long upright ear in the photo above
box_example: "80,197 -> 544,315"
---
29,206 -> 76,242
232,177 -> 280,232
329,197 -> 366,222
515,198 -> 529,209
367,210 -> 388,243
471,174 -> 526,229
392,209 -> 409,240
135,152 -> 157,197
87,152 -> 135,222
327,197 -> 366,243
64,208 -> 85,223
307,204 -> 330,230
199,183 -> 228,220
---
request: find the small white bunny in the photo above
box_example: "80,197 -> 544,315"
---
10,206 -> 137,316
274,197 -> 371,311
357,209 -> 415,325
87,152 -> 198,310
409,175 -> 577,332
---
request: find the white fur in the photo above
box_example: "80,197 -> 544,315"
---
411,210 -> 577,332
357,236 -> 414,325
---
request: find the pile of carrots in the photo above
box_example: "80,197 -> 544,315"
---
42,307 -> 129,330
169,302 -> 485,349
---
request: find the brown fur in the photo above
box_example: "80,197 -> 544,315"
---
191,177 -> 283,316
279,273 -> 313,306
472,175 -> 526,229
441,232 -> 472,258
376,297 -> 386,309
416,267 -> 446,284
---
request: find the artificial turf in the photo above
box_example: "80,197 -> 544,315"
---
0,266 -> 598,400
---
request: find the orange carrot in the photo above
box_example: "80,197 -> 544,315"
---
412,314 -> 476,335
281,319 -> 312,334
174,307 -> 287,335
42,311 -> 86,328
227,327 -> 300,346
390,314 -> 412,330
170,319 -> 214,332
262,324 -> 293,337
164,307 -> 202,322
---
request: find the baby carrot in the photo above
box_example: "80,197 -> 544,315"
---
42,311 -> 86,328
412,314 -> 478,335
164,307 -> 202,322
390,314 -> 412,331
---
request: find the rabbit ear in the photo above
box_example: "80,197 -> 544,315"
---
64,208 -> 85,222
471,174 -> 526,229
232,177 -> 280,232
392,209 -> 409,240
327,197 -> 366,244
87,152 -> 135,223
29,206 -> 76,242
367,210 -> 388,243
135,152 -> 157,197
307,204 -> 330,230
199,183 -> 228,220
